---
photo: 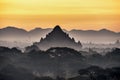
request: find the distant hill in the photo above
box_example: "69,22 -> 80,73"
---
28,28 -> 52,42
0,26 -> 52,42
69,29 -> 120,43
0,27 -> 28,41
0,26 -> 119,43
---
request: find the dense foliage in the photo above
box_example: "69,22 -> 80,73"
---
0,46 -> 120,80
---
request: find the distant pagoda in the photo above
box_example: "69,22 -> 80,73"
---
33,25 -> 82,51
115,40 -> 120,44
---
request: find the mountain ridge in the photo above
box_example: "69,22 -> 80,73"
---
0,26 -> 119,43
0,26 -> 119,33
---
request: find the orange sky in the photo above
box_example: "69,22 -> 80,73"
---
0,0 -> 120,32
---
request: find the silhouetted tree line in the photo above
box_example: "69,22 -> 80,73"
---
0,46 -> 120,80
0,65 -> 119,80
69,66 -> 120,80
34,66 -> 120,80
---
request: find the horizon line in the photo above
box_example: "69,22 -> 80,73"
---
0,25 -> 120,33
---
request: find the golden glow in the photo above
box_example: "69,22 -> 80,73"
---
0,0 -> 120,31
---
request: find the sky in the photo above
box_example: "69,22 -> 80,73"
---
0,0 -> 120,32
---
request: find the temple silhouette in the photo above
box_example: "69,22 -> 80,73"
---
33,25 -> 82,51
